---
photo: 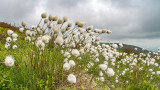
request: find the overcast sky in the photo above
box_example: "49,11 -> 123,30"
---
0,0 -> 160,51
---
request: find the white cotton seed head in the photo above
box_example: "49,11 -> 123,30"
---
12,45 -> 17,49
95,58 -> 99,62
102,29 -> 107,33
106,30 -> 112,34
19,28 -> 24,33
69,60 -> 76,67
64,52 -> 70,57
63,63 -> 70,71
119,43 -> 123,48
156,71 -> 160,75
6,37 -> 12,42
36,40 -> 45,50
63,16 -> 68,22
64,58 -> 68,63
25,30 -> 31,36
99,64 -> 107,70
99,77 -> 104,82
5,56 -> 14,66
86,26 -> 93,31
99,71 -> 103,76
5,43 -> 10,49
42,35 -> 51,43
112,44 -> 118,49
12,33 -> 18,38
58,18 -> 64,24
76,21 -> 86,28
79,28 -> 85,34
13,38 -> 17,42
79,48 -> 84,54
25,36 -> 31,42
149,69 -> 153,72
61,28 -> 65,33
71,49 -> 80,57
152,72 -> 155,75
41,13 -> 47,18
96,37 -> 101,41
55,34 -> 64,45
53,24 -> 60,34
106,68 -> 115,77
67,74 -> 76,84
7,30 -> 14,36
31,31 -> 36,36
22,21 -> 26,27
115,79 -> 119,83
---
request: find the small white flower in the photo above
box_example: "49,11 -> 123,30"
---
63,63 -> 70,70
5,56 -> 15,66
71,49 -> 80,57
69,60 -> 76,67
67,74 -> 76,84
12,45 -> 17,49
99,64 -> 107,70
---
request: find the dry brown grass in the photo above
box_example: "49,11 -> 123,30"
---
0,22 -> 19,31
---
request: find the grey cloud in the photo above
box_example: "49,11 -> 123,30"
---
0,0 -> 160,50
0,0 -> 39,23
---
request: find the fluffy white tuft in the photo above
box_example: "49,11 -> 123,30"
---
67,74 -> 76,84
5,56 -> 15,66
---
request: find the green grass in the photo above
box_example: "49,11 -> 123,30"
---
0,25 -> 160,90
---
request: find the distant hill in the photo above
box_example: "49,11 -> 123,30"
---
100,42 -> 150,54
0,22 -> 19,31
117,44 -> 150,54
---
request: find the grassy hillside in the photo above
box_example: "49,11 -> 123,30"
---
0,15 -> 160,90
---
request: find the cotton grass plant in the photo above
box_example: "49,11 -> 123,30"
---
0,12 -> 160,89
